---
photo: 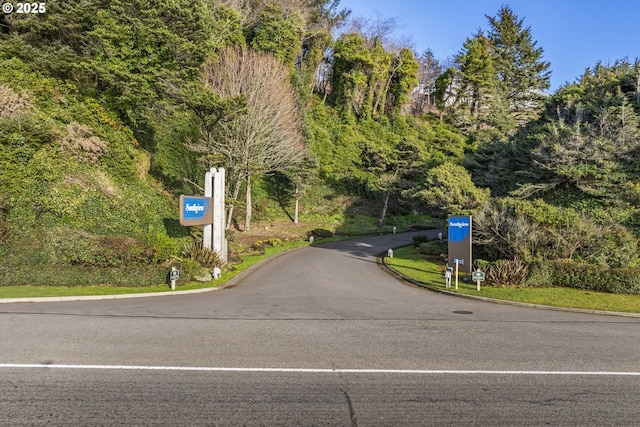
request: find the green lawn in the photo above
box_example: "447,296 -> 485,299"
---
386,245 -> 640,314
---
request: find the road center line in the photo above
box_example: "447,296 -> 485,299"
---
1,364 -> 639,376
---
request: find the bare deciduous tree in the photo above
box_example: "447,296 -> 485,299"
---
193,47 -> 306,231
412,49 -> 442,114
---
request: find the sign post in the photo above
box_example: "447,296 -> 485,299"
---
170,267 -> 179,290
448,216 -> 472,272
453,258 -> 464,290
472,269 -> 485,291
180,167 -> 228,266
448,216 -> 472,291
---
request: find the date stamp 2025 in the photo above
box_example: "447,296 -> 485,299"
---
3,2 -> 47,14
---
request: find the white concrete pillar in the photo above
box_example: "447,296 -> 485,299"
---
213,167 -> 227,264
203,169 -> 214,250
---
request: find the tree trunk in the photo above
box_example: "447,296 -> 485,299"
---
244,173 -> 252,231
379,191 -> 390,227
226,179 -> 242,229
294,185 -> 299,224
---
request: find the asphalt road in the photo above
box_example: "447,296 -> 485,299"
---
1,231 -> 640,426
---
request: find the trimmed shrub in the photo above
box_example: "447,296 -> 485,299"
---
418,241 -> 445,256
412,234 -> 429,247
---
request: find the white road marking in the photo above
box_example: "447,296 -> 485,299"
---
1,364 -> 639,376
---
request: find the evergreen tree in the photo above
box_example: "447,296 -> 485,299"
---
456,31 -> 497,132
486,6 -> 551,126
406,162 -> 490,216
248,2 -> 305,68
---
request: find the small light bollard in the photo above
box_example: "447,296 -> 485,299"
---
387,248 -> 394,258
212,266 -> 221,280
445,267 -> 452,289
392,226 -> 397,234
438,232 -> 443,241
309,235 -> 315,243
170,267 -> 179,290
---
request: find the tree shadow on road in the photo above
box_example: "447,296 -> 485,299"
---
307,230 -> 441,260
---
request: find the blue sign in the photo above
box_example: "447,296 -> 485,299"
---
183,197 -> 210,220
179,196 -> 214,226
448,216 -> 471,243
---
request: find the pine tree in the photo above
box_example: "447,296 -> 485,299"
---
486,6 -> 551,126
457,31 -> 496,130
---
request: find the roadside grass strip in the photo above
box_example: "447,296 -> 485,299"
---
385,245 -> 640,314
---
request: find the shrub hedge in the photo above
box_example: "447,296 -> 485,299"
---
418,241 -> 445,256
0,265 -> 169,287
527,260 -> 640,295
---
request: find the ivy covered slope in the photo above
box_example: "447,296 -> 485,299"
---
0,58 -> 184,286
0,1 -> 236,286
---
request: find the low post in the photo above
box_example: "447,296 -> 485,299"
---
309,236 -> 315,243
445,267 -> 452,289
212,266 -> 221,280
472,269 -> 485,292
387,248 -> 393,258
170,267 -> 179,290
455,261 -> 459,290
392,226 -> 397,234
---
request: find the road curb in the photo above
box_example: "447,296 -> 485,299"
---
379,250 -> 640,319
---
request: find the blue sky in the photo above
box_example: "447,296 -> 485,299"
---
337,0 -> 640,92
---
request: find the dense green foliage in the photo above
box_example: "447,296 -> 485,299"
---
436,6 -> 550,141
0,1 -> 638,291
527,260 -> 640,295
